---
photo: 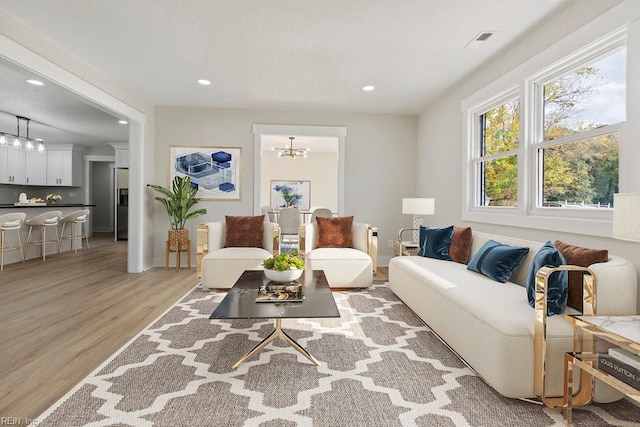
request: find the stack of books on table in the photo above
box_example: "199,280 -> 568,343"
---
256,283 -> 304,303
598,347 -> 640,390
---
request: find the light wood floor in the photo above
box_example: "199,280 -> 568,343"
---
0,233 -> 199,423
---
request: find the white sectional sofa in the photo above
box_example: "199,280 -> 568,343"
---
389,231 -> 637,402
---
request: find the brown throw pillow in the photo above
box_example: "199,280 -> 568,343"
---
224,215 -> 265,248
316,216 -> 354,248
450,226 -> 472,264
555,240 -> 608,311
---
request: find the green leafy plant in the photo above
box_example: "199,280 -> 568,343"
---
148,176 -> 207,229
262,251 -> 305,271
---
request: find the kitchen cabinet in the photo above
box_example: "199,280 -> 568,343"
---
116,148 -> 129,168
24,150 -> 47,185
46,146 -> 82,186
110,143 -> 129,168
0,145 -> 25,184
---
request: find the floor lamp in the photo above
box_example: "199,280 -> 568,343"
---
402,198 -> 435,242
612,193 -> 640,242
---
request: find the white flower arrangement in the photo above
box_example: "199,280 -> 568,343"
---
46,193 -> 62,204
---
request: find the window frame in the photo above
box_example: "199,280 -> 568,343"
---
462,28 -> 627,236
471,91 -> 521,211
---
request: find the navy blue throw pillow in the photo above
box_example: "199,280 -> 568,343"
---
418,225 -> 453,261
467,240 -> 529,283
526,241 -> 568,316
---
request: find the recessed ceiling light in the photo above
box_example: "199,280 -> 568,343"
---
198,79 -> 212,86
118,120 -> 128,125
26,79 -> 44,86
362,85 -> 375,92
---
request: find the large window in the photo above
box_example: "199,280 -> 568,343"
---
537,49 -> 625,208
464,32 -> 626,231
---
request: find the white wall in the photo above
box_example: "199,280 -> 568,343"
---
260,150 -> 339,212
417,0 -> 640,310
154,106 -> 417,267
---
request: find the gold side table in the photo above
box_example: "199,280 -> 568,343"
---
564,315 -> 640,425
394,228 -> 420,256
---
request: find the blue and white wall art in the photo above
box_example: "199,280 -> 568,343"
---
271,180 -> 310,210
170,146 -> 241,200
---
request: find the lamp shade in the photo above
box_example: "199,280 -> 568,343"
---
402,198 -> 435,215
612,193 -> 640,242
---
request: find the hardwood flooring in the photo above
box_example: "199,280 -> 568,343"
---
0,233 -> 199,423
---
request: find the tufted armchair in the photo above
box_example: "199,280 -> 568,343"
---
299,218 -> 377,288
197,219 -> 280,289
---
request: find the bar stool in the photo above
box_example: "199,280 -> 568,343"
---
0,212 -> 26,271
24,210 -> 63,261
59,210 -> 90,252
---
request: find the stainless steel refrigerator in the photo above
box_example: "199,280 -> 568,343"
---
116,168 -> 128,240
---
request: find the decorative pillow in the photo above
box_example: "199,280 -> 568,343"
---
450,226 -> 472,264
526,241 -> 568,315
316,216 -> 353,248
467,240 -> 530,283
224,215 -> 265,248
418,225 -> 453,261
555,240 -> 608,310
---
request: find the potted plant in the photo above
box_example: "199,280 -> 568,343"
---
262,250 -> 305,282
148,176 -> 207,252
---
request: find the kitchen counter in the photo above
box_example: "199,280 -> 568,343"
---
0,203 -> 96,208
0,204 -> 97,267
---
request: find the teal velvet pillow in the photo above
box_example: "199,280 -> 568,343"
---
467,240 -> 529,283
418,225 -> 453,261
526,241 -> 568,316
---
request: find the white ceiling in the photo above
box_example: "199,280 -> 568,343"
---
0,59 -> 129,146
0,0 -> 571,147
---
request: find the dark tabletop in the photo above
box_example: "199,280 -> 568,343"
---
210,270 -> 340,320
0,204 -> 96,208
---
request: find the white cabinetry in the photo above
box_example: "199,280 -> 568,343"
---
46,145 -> 82,186
110,143 -> 129,168
0,146 -> 25,184
0,145 -> 9,184
24,150 -> 47,185
115,148 -> 129,168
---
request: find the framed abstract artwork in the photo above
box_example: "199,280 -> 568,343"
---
169,146 -> 241,200
271,180 -> 310,210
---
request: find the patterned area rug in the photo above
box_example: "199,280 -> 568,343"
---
37,282 -> 639,426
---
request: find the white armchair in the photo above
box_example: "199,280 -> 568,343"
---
299,221 -> 377,288
197,221 -> 280,289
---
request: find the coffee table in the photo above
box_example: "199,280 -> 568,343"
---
210,270 -> 340,368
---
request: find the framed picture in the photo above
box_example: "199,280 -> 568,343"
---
169,146 -> 241,200
271,180 -> 311,210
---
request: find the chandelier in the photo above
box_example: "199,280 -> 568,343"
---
0,116 -> 45,152
272,137 -> 309,158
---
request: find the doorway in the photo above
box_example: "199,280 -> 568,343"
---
252,124 -> 346,215
1,35 -> 146,272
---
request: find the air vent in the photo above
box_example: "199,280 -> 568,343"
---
476,32 -> 494,42
464,30 -> 497,49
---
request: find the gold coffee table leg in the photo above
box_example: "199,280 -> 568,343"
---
231,318 -> 320,369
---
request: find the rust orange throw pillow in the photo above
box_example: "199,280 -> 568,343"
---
554,240 -> 608,311
450,226 -> 472,264
224,215 -> 265,248
316,216 -> 354,248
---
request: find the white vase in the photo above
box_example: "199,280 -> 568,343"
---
264,268 -> 303,283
